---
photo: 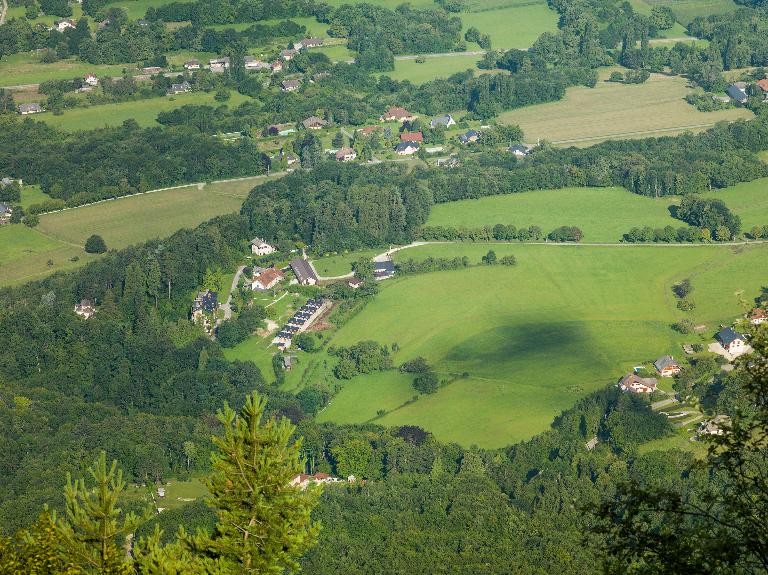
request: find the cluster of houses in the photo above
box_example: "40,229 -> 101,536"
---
618,354 -> 681,394
272,298 -> 328,349
18,72 -> 102,114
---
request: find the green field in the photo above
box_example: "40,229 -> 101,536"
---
498,71 -> 752,146
427,187 -> 684,242
103,0 -> 172,20
317,242 -> 768,447
703,177 -> 768,231
460,2 -> 559,50
311,249 -> 379,277
383,54 -> 482,83
635,0 -> 737,24
313,44 -> 356,62
40,91 -> 251,131
1,176 -> 272,287
19,185 -> 51,209
0,53 -> 128,87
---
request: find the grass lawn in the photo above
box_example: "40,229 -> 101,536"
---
382,54 -> 482,83
19,185 -> 51,209
317,242 -> 768,447
103,0 -> 172,20
498,71 -> 752,146
311,249 -> 380,277
0,52 -> 128,87
426,186 -> 684,242
460,2 -> 559,50
703,177 -> 768,232
123,477 -> 208,513
313,44 -> 356,62
40,91 -> 251,131
1,176 -> 274,287
636,0 -> 737,24
318,371 -> 417,424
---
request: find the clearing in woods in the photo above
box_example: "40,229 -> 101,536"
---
498,71 -> 752,146
460,1 -> 559,50
316,242 -> 768,447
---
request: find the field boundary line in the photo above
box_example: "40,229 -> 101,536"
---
551,122 -> 729,145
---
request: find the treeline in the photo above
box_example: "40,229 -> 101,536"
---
142,0 -> 322,25
0,116 -> 269,205
419,224 -> 545,242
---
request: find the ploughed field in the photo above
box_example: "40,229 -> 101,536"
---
316,242 -> 768,447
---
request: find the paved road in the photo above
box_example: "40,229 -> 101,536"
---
220,265 -> 246,321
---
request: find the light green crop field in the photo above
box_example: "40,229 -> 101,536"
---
635,0 -> 737,24
702,177 -> 768,231
0,53 -> 128,87
0,176 -> 273,287
318,242 -> 768,447
426,187 -> 684,242
313,44 -> 356,62
382,54 -> 482,83
324,0 -> 434,6
460,2 -> 559,50
498,72 -> 752,146
40,91 -> 251,131
103,0 -> 172,20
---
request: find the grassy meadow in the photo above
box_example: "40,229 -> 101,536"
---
0,52 -> 128,87
0,176 -> 272,287
703,177 -> 768,231
426,186 -> 684,242
460,2 -> 559,50
498,72 -> 752,145
383,54 -> 482,83
636,0 -> 737,24
40,91 -> 251,131
316,242 -> 768,447
311,249 -> 380,277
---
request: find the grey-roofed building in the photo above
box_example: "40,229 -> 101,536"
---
167,81 -> 191,95
653,355 -> 681,377
290,258 -> 318,285
302,116 -> 327,130
430,114 -> 456,128
716,327 -> 747,354
18,103 -> 43,115
281,79 -> 301,92
373,260 -> 395,280
395,141 -> 419,155
458,129 -> 480,144
727,84 -> 748,104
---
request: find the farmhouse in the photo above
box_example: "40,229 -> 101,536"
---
757,78 -> 768,92
618,373 -> 658,393
697,414 -> 731,437
290,258 -> 318,285
184,59 -> 201,70
373,260 -> 396,280
167,81 -> 191,95
395,141 -> 419,155
749,307 -> 767,325
250,237 -> 276,255
335,147 -> 357,162
244,56 -> 269,70
280,49 -> 298,61
348,277 -> 364,289
459,129 -> 480,144
289,472 -> 337,489
727,83 -> 748,104
271,60 -> 283,73
430,114 -> 455,128
380,107 -> 417,122
400,131 -> 423,143
74,299 -> 96,319
252,267 -> 285,290
281,79 -> 301,92
359,125 -> 382,136
299,37 -> 324,49
716,327 -> 747,355
83,73 -> 99,86
209,57 -> 230,72
653,355 -> 681,377
18,103 -> 43,115
0,203 -> 12,225
302,116 -> 327,130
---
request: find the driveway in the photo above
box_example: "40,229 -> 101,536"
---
219,265 -> 246,321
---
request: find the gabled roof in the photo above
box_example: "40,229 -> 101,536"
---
717,327 -> 744,345
395,141 -> 419,152
335,147 -> 356,159
400,131 -> 423,142
302,116 -> 327,129
281,79 -> 301,90
756,78 -> 768,92
290,258 -> 318,283
430,114 -> 454,127
255,268 -> 284,286
374,261 -> 395,273
727,84 -> 748,102
653,355 -> 678,371
509,144 -> 528,154
383,106 -> 415,120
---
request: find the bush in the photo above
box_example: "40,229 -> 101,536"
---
401,357 -> 429,373
413,371 -> 438,394
84,234 -> 107,253
23,214 -> 39,228
677,298 -> 696,312
294,332 -> 318,352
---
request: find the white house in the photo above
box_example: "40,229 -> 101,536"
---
250,238 -> 276,255
335,147 -> 357,162
716,327 -> 747,356
252,267 -> 284,290
749,307 -> 767,325
184,59 -> 201,70
74,299 -> 96,319
83,73 -> 99,86
618,373 -> 658,394
209,57 -> 230,72
53,19 -> 76,32
395,141 -> 419,155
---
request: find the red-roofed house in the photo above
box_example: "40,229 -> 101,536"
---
335,147 -> 357,161
359,125 -> 382,136
750,307 -> 767,325
252,267 -> 285,290
757,79 -> 768,92
400,131 -> 423,143
380,107 -> 417,122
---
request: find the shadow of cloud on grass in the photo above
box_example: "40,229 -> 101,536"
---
444,322 -> 594,373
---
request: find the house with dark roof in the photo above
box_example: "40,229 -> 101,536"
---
458,129 -> 480,144
250,237 -> 275,255
716,327 -> 747,354
167,81 -> 191,95
298,38 -> 324,49
281,79 -> 301,92
618,373 -> 657,393
0,203 -> 12,225
373,260 -> 395,280
209,57 -> 230,72
280,49 -> 298,61
302,116 -> 327,130
18,103 -> 43,115
192,290 -> 218,317
509,144 -> 529,157
290,258 -> 318,285
653,355 -> 681,377
184,59 -> 201,70
395,141 -> 419,155
727,83 -> 748,104
430,114 -> 455,128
